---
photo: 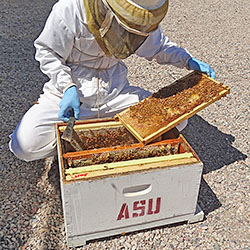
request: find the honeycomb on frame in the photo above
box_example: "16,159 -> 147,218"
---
115,71 -> 230,144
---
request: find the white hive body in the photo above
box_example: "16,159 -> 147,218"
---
56,119 -> 204,247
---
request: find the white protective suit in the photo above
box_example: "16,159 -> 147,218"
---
9,0 -> 191,161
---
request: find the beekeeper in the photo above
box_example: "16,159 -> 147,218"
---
9,0 -> 215,161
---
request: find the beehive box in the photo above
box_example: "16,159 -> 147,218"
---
56,118 -> 204,247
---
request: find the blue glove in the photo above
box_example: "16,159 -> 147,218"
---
188,57 -> 216,79
58,86 -> 80,122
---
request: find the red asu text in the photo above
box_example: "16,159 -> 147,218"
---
117,197 -> 161,220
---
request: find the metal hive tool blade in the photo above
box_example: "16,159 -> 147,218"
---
61,110 -> 84,151
62,116 -> 75,142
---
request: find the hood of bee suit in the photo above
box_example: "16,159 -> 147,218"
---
83,0 -> 169,59
105,0 -> 169,33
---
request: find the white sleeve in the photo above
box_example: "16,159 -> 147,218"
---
135,26 -> 192,69
34,2 -> 76,93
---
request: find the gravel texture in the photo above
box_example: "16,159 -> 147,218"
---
0,0 -> 249,249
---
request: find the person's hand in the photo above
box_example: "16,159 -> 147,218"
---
58,86 -> 80,122
188,57 -> 216,79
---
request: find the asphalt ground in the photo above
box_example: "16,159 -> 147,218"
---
0,0 -> 249,249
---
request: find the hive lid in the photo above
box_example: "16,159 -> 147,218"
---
115,71 -> 230,144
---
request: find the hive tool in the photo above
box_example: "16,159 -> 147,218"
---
61,108 -> 84,151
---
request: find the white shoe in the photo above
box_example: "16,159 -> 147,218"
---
176,119 -> 188,132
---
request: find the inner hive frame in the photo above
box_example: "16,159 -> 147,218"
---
115,71 -> 230,144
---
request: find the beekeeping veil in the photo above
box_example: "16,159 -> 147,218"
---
83,0 -> 169,59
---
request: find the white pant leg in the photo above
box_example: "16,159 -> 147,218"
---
99,85 -> 152,117
9,95 -> 62,161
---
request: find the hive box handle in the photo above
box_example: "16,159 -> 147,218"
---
122,184 -> 152,197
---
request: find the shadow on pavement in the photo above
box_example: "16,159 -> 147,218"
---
181,114 -> 247,215
198,177 -> 222,215
182,114 -> 247,174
